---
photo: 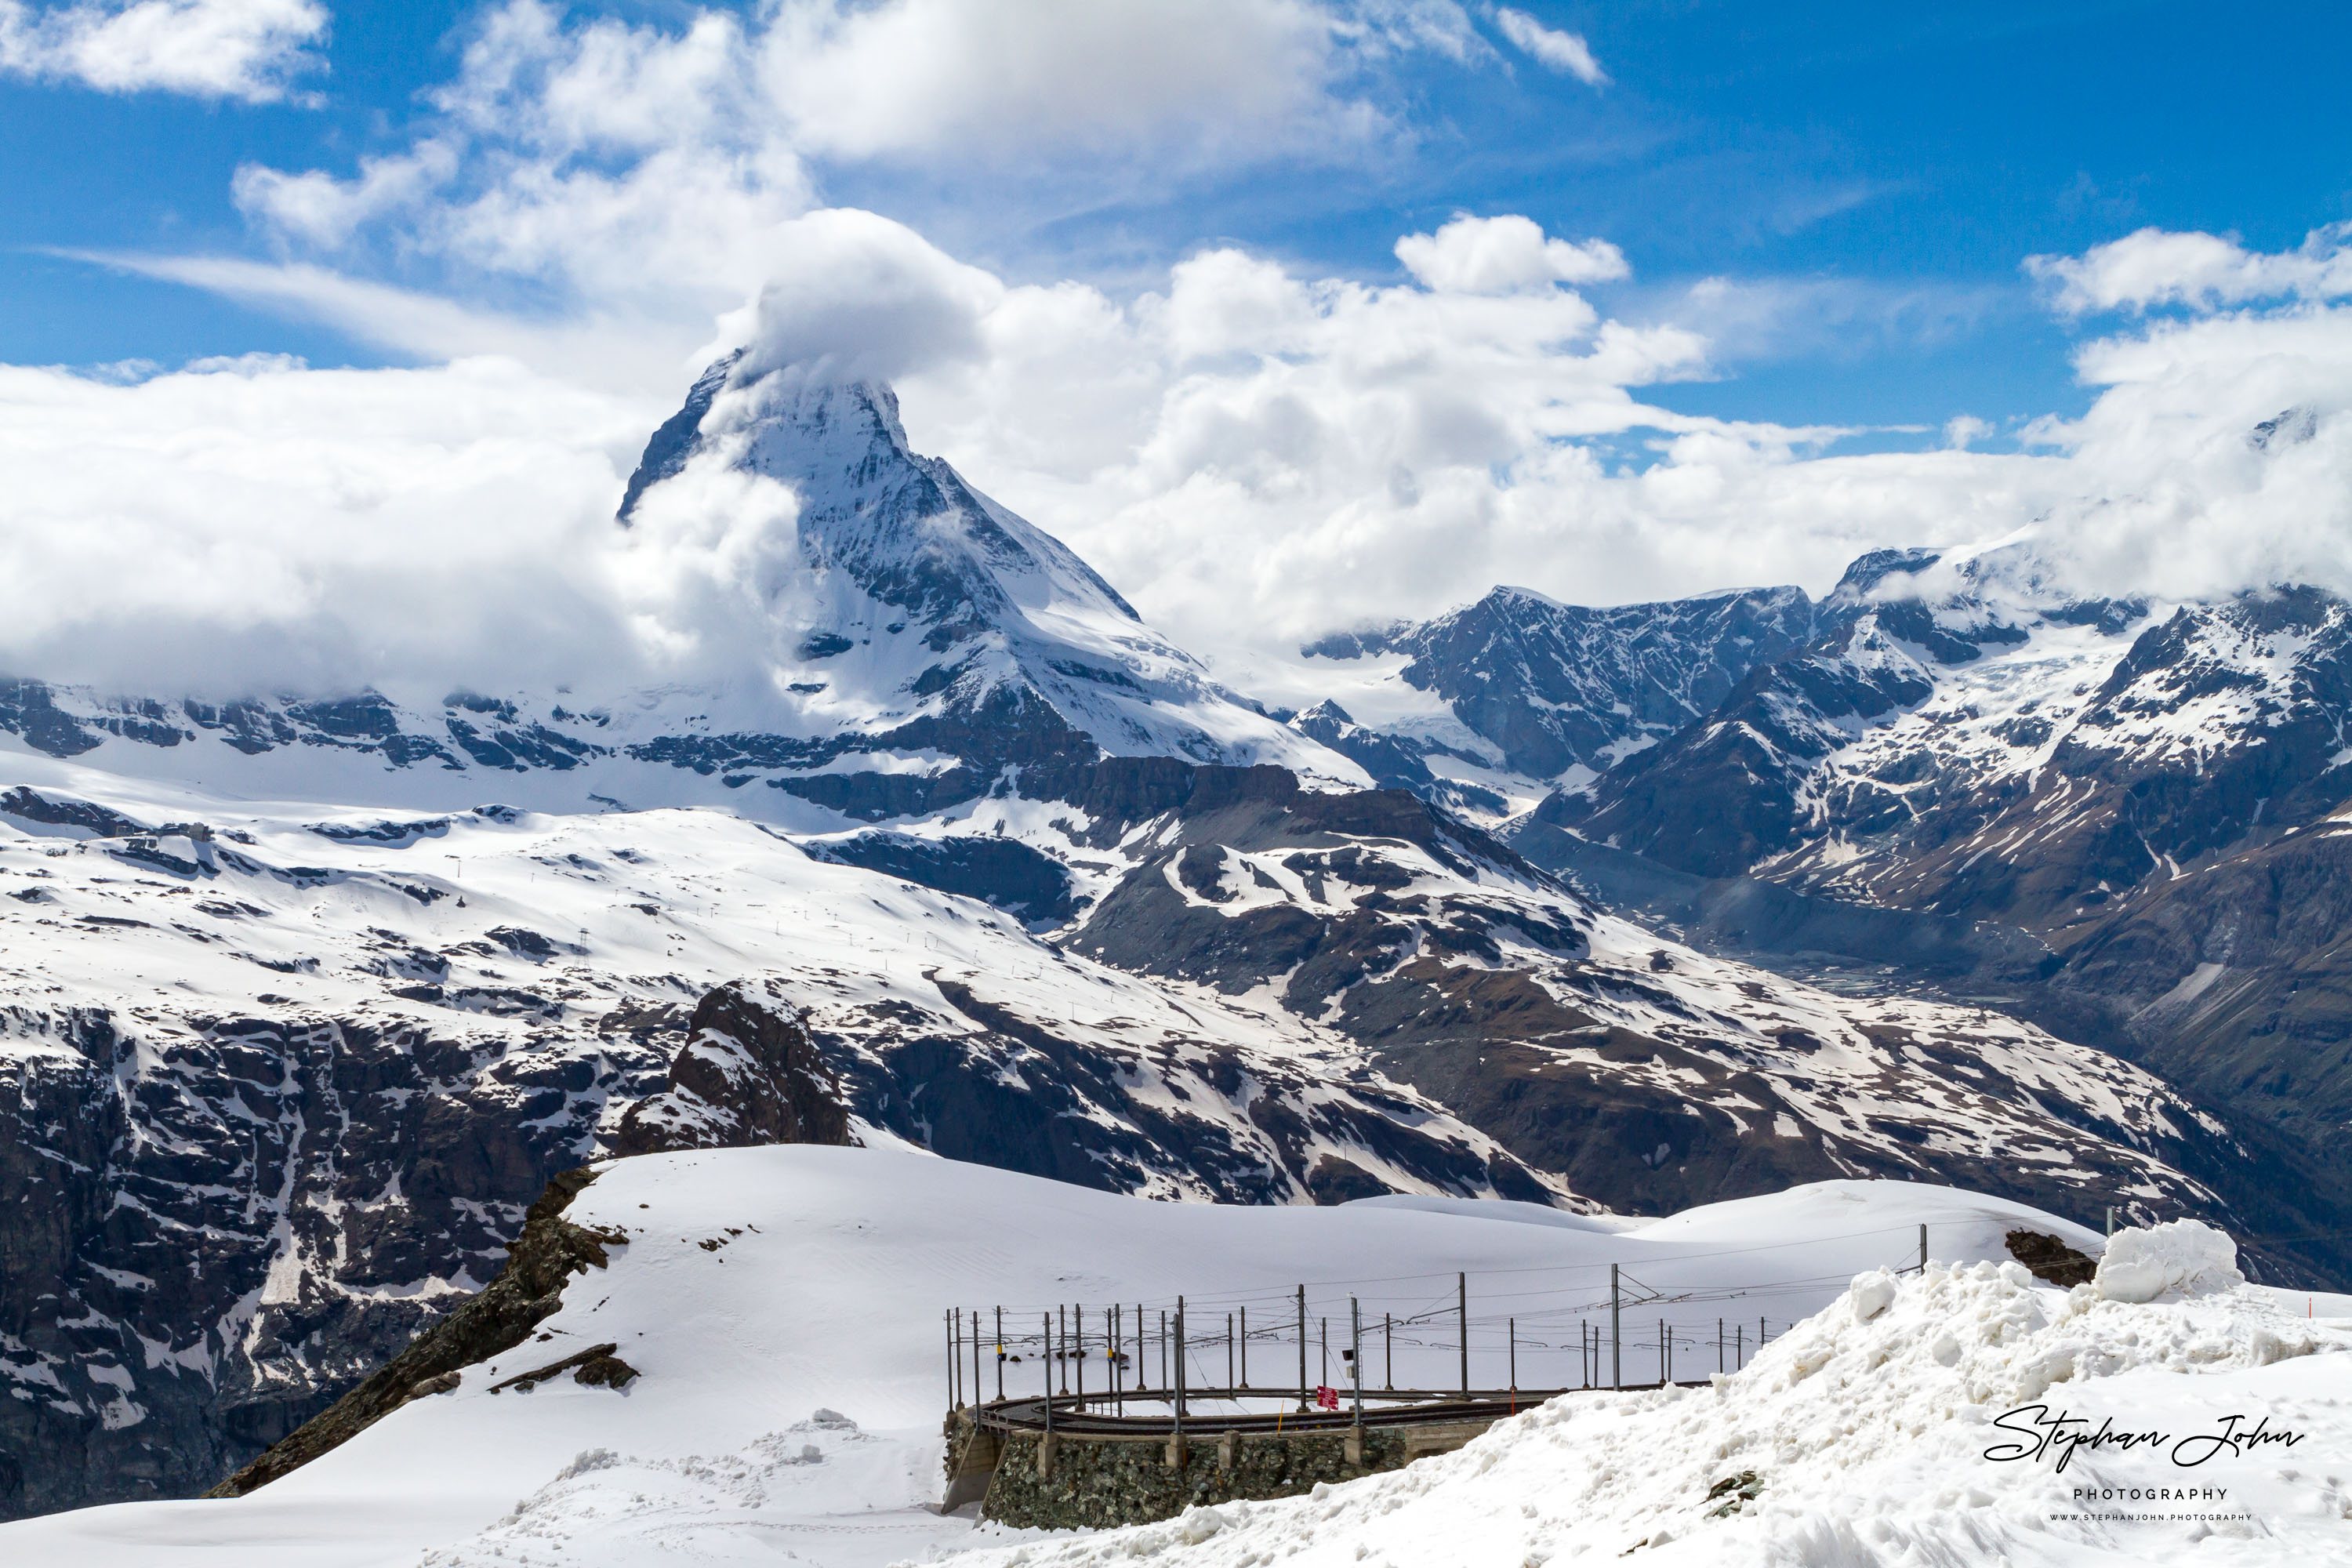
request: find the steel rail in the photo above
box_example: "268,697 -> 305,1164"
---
967,1385 -> 1708,1437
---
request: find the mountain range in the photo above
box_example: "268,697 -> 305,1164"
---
0,362 -> 2343,1521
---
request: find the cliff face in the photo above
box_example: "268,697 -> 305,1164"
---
614,985 -> 853,1156
205,1166 -> 628,1499
0,1003 -> 669,1519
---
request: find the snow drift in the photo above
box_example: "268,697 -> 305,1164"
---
960,1225 -> 2352,1567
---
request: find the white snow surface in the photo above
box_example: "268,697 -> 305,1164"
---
2097,1218 -> 2247,1304
2,1147 -> 2259,1568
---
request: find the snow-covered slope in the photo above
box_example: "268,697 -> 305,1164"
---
0,759 -> 1562,1518
0,1146 -> 2241,1568
1052,771 -> 2239,1229
1296,582 -> 1822,812
0,743 -> 2259,1519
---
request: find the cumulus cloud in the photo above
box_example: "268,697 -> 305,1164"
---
165,0 -> 1489,373
0,356 -> 652,698
1491,5 -> 1605,85
761,0 -> 1374,164
224,0 -> 799,348
1943,414 -> 1992,450
1394,213 -> 1628,293
12,217 -> 2352,713
0,0 -> 325,102
2028,223 -> 2352,315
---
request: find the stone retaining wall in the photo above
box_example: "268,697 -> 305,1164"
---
970,1422 -> 1427,1530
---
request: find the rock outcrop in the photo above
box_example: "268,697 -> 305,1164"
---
614,984 -> 853,1156
206,1167 -> 626,1497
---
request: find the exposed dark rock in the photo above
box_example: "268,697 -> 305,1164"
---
0,785 -> 151,837
1298,583 -> 1821,782
801,829 -> 1078,924
2007,1229 -> 2097,1287
0,680 -> 103,757
613,982 -> 854,1156
207,1167 -> 625,1496
616,348 -> 742,524
572,1352 -> 641,1389
488,1341 -> 627,1393
0,1005 -> 672,1520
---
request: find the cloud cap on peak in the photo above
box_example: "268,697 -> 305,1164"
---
729,208 -> 1003,385
1395,213 -> 1628,296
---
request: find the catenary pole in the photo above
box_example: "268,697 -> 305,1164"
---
1350,1295 -> 1363,1422
1174,1297 -> 1187,1438
1610,1265 -> 1621,1390
1457,1272 -> 1468,1396
1296,1285 -> 1308,1410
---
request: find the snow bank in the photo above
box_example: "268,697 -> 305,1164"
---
2096,1217 -> 2245,1304
949,1241 -> 2352,1566
0,1152 -> 2128,1568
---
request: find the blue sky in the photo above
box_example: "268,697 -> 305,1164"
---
3,1 -> 2350,696
5,0 -> 2347,439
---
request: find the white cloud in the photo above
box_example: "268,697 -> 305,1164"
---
221,0 -> 806,356
731,209 -> 1004,383
2027,223 -> 2352,315
0,0 -> 325,103
1394,213 -> 1628,293
1491,5 -> 1605,85
760,0 -> 1371,164
65,250 -> 702,393
0,356 -> 655,699
203,0 -> 1486,371
1944,414 -> 1991,450
13,220 -> 2352,717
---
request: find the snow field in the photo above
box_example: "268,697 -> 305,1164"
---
0,1149 -> 2134,1568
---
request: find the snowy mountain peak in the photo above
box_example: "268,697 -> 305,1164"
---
2,356 -> 1352,814
604,353 -> 1345,787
